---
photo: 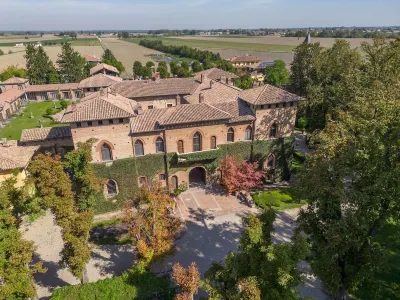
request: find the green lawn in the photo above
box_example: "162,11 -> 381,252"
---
352,219 -> 400,300
252,189 -> 306,211
51,268 -> 174,300
0,101 -> 70,140
125,37 -> 295,53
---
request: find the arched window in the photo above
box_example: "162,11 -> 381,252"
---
101,143 -> 112,161
210,136 -> 217,149
193,132 -> 202,152
156,137 -> 164,153
106,180 -> 118,197
135,140 -> 144,156
227,128 -> 234,143
245,126 -> 252,141
177,140 -> 184,153
269,123 -> 277,138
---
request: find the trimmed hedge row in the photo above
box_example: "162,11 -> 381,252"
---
93,137 -> 294,214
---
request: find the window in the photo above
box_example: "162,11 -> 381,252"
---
148,105 -> 154,109
156,137 -> 164,153
283,103 -> 287,107
101,143 -> 112,161
106,180 -> 117,197
159,174 -> 166,181
193,132 -> 202,152
290,102 -> 294,107
135,140 -> 144,156
167,104 -> 173,108
98,120 -> 103,126
109,119 -> 114,124
119,118 -> 124,124
177,140 -> 184,153
76,122 -> 82,128
269,123 -> 277,138
227,128 -> 234,143
139,176 -> 147,187
63,92 -> 69,99
268,104 -> 271,109
210,136 -> 217,149
87,121 -> 93,127
75,91 -> 80,99
245,126 -> 252,141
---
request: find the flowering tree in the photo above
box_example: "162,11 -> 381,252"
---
172,262 -> 200,300
219,155 -> 264,194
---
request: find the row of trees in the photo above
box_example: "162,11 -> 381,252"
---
1,141 -> 100,298
139,39 -> 235,73
285,29 -> 399,39
0,65 -> 27,81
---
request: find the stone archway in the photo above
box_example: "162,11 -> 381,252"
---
189,167 -> 206,187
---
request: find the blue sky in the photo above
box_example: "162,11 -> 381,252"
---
0,0 -> 398,30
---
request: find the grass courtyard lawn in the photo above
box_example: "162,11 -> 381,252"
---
51,268 -> 174,300
252,189 -> 306,211
0,100 -> 70,140
352,219 -> 400,300
126,37 -> 296,53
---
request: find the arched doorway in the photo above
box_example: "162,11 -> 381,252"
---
171,176 -> 178,191
189,167 -> 206,187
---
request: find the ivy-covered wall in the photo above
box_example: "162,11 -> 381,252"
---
93,137 -> 295,214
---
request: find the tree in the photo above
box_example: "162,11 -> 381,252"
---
57,43 -> 87,83
218,155 -> 264,194
235,75 -> 253,90
0,179 -> 45,299
60,100 -> 69,109
101,49 -> 125,73
0,65 -> 27,81
27,149 -> 98,282
146,61 -> 155,68
102,49 -> 116,61
141,66 -> 153,79
264,60 -> 290,86
48,65 -> 60,84
202,209 -> 309,300
133,61 -> 143,77
157,64 -> 170,79
297,116 -> 308,133
191,61 -> 203,72
25,44 -> 56,84
0,49 -> 4,56
172,262 -> 200,300
295,38 -> 400,299
181,61 -> 190,72
124,187 -> 181,267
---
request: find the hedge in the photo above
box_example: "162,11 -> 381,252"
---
93,137 -> 294,214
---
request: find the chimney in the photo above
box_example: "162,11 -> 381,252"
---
176,94 -> 181,105
220,76 -> 226,83
1,138 -> 7,146
199,93 -> 204,103
210,80 -> 214,89
226,77 -> 230,85
201,74 -> 205,83
71,101 -> 77,112
137,105 -> 143,115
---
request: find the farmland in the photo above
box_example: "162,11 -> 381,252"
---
0,45 -> 104,72
100,38 -> 163,75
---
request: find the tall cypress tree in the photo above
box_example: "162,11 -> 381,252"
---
25,45 -> 56,84
57,43 -> 86,83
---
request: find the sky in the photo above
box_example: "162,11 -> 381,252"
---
0,0 -> 399,31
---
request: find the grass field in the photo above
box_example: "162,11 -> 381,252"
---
126,37 -> 296,52
101,38 -> 162,76
0,101 -> 70,140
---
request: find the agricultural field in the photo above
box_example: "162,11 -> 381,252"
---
0,45 -> 104,72
0,34 -> 62,43
100,38 -> 162,76
173,35 -> 376,48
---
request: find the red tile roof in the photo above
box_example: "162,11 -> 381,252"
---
0,140 -> 39,171
1,77 -> 29,85
0,89 -> 25,104
131,108 -> 167,133
78,74 -> 122,89
239,84 -> 303,105
90,63 -> 119,76
194,68 -> 238,81
26,83 -> 79,93
212,100 -> 255,123
228,56 -> 260,63
20,126 -> 72,142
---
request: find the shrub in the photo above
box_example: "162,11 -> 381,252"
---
252,190 -> 294,209
0,49 -> 4,56
45,107 -> 54,115
60,100 -> 69,109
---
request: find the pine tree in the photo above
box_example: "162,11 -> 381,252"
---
57,43 -> 86,83
25,45 -> 56,84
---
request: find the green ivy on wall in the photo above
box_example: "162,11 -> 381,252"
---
93,138 -> 294,215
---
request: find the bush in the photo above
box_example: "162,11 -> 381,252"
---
60,100 -> 69,109
252,190 -> 299,209
293,151 -> 306,162
0,49 -> 4,56
45,107 -> 54,115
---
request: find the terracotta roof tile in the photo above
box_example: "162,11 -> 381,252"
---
184,80 -> 241,105
158,103 -> 231,126
111,78 -> 200,98
59,92 -> 136,123
78,73 -> 122,89
131,108 -> 167,133
194,68 -> 238,81
0,140 -> 39,171
228,56 -> 260,63
239,84 -> 302,105
212,100 -> 255,123
90,63 -> 119,76
0,89 -> 25,104
20,126 -> 72,142
83,54 -> 102,62
1,77 -> 29,85
26,83 -> 79,93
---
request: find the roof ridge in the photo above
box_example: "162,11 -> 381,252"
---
254,85 -> 269,105
205,103 -> 232,118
